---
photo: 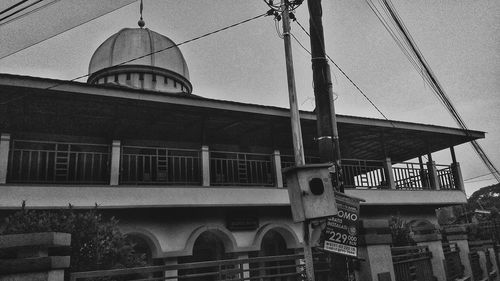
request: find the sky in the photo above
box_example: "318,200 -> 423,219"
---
0,0 -> 498,196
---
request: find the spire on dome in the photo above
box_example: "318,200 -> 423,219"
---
138,0 -> 145,28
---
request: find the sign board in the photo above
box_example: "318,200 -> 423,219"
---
322,193 -> 360,257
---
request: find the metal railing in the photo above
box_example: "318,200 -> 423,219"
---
392,162 -> 431,190
8,140 -> 110,184
442,242 -> 464,281
342,159 -> 387,189
392,245 -> 435,281
436,165 -> 455,190
120,146 -> 201,185
70,253 -> 309,281
210,151 -> 274,186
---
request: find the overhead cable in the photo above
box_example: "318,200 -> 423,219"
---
0,0 -> 29,16
293,18 -> 395,127
365,0 -> 500,183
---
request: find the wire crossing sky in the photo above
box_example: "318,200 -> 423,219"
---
365,0 -> 500,183
0,0 -> 498,195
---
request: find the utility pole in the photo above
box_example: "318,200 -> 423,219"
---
307,0 -> 342,188
281,1 -> 315,280
307,0 -> 348,279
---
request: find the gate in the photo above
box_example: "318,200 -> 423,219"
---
392,245 -> 435,281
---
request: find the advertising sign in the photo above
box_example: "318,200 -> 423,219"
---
322,193 -> 360,257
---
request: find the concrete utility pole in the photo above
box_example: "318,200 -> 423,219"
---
307,0 -> 342,189
281,1 -> 315,280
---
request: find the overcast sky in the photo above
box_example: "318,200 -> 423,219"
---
0,0 -> 498,196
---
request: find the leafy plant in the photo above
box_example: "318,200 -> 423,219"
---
389,216 -> 415,246
1,202 -> 146,273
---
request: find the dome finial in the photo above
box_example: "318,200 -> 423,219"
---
138,0 -> 145,28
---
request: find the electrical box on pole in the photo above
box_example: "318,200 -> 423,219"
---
284,164 -> 338,222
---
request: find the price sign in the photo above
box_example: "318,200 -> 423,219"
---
322,193 -> 360,257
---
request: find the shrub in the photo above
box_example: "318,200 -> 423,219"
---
1,202 -> 146,273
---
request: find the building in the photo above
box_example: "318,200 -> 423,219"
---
0,21 -> 485,279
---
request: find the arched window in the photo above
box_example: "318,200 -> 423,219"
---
251,230 -> 295,281
179,231 -> 234,281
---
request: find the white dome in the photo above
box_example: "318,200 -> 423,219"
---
88,27 -> 191,94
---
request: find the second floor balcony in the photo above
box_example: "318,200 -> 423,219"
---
5,138 -> 463,192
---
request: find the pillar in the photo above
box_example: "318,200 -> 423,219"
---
356,220 -> 396,281
164,257 -> 178,281
413,227 -> 446,281
477,247 -> 489,281
442,225 -> 472,279
427,160 -> 441,190
0,133 -> 10,184
451,162 -> 465,191
110,140 -> 121,186
237,253 -> 250,279
0,232 -> 71,281
383,157 -> 396,189
201,145 -> 210,186
273,150 -> 284,188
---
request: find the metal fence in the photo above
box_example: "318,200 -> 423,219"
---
70,253 -> 308,281
392,245 -> 435,281
210,151 -> 274,186
342,159 -> 387,189
442,242 -> 464,281
392,162 -> 431,190
8,140 -> 110,184
120,146 -> 201,185
436,165 -> 455,190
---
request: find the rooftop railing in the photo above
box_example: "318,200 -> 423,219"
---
5,139 -> 463,191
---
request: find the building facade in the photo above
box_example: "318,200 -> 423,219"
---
0,24 -> 485,279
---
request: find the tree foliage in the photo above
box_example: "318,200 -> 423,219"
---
467,183 -> 500,212
1,202 -> 146,272
389,216 -> 415,246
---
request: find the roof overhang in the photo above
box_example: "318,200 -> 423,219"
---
0,74 -> 485,161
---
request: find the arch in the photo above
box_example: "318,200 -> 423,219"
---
253,223 -> 301,250
121,227 -> 162,258
408,219 -> 436,234
183,225 -> 238,256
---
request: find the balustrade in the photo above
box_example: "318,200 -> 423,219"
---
4,138 -> 462,190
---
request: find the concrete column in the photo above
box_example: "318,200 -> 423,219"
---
383,157 -> 396,189
0,232 -> 71,281
201,145 -> 210,186
451,162 -> 465,191
164,257 -> 178,281
0,133 -> 10,184
414,231 -> 446,281
477,249 -> 489,281
442,225 -> 472,279
427,161 -> 441,190
356,220 -> 396,281
487,245 -> 500,281
273,150 -> 284,188
237,253 -> 250,279
110,140 -> 121,186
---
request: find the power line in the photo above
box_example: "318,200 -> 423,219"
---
0,0 -> 29,16
365,0 -> 500,183
293,18 -> 395,127
0,0 -> 132,60
49,13 -> 267,90
1,12 -> 268,105
464,172 -> 498,182
0,0 -> 44,23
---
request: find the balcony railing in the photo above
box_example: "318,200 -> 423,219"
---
120,146 -> 201,185
342,159 -> 387,189
4,139 -> 463,190
210,151 -> 274,186
8,140 -> 109,184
